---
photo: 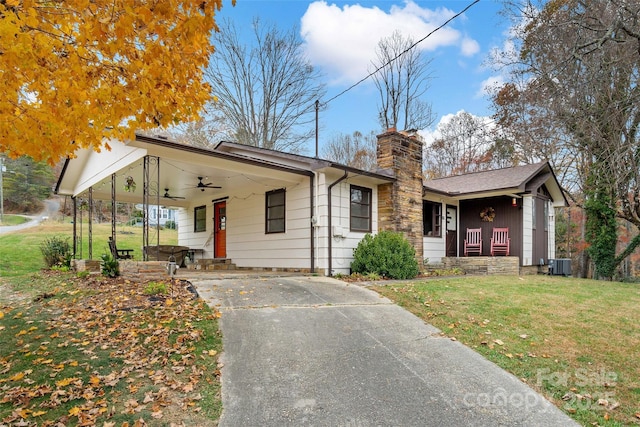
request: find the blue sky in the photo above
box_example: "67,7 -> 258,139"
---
213,0 -> 509,154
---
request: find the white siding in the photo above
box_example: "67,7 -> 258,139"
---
230,178 -> 312,269
177,193 -> 215,255
179,178 -> 313,270
522,196 -> 533,266
548,201 -> 556,260
324,178 -> 379,276
423,237 -> 446,263
176,170 -> 387,274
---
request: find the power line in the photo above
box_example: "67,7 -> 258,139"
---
320,0 -> 481,108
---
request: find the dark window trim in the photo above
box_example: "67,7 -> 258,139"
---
265,188 -> 286,234
350,185 -> 372,232
423,200 -> 442,237
194,205 -> 206,233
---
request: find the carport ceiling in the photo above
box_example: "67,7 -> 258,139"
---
79,148 -> 307,207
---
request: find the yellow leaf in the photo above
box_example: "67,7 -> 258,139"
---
10,372 -> 25,381
0,311 -> 4,319
207,350 -> 218,357
68,406 -> 81,416
165,298 -> 174,306
90,376 -> 101,386
56,377 -> 78,387
31,410 -> 47,417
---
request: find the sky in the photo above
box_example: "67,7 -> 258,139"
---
212,0 -> 510,155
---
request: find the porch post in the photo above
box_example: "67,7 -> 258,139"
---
142,156 -> 161,261
111,173 -> 116,243
143,156 -> 149,261
88,187 -> 93,260
72,196 -> 77,259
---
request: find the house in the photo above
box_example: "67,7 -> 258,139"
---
134,205 -> 178,228
54,129 -> 567,275
422,162 -> 568,273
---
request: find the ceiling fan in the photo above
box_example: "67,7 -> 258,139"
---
195,176 -> 221,191
162,188 -> 185,200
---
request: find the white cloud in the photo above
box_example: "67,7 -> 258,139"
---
476,75 -> 505,99
300,1 -> 473,85
460,36 -> 480,56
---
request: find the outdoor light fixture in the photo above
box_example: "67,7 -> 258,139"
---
512,197 -> 517,207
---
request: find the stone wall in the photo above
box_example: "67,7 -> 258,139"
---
442,257 -> 520,276
72,259 -> 101,273
376,129 -> 424,266
119,261 -> 172,281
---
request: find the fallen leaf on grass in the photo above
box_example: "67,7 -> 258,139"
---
9,372 -> 25,381
493,339 -> 504,346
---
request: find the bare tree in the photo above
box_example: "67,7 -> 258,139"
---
371,31 -> 435,131
203,18 -> 326,152
494,0 -> 640,278
423,111 -> 493,178
321,131 -> 378,171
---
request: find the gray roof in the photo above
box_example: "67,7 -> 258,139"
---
424,162 -> 553,196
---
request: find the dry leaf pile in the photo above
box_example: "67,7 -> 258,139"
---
0,275 -> 222,426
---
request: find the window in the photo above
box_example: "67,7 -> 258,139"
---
423,201 -> 442,237
194,205 -> 206,233
532,198 -> 537,230
350,185 -> 372,232
266,188 -> 286,233
544,200 -> 549,231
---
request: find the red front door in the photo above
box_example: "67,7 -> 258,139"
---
214,201 -> 226,258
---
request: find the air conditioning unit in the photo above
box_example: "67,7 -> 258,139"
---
549,258 -> 572,276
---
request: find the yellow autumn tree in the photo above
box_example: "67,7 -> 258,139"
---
0,0 -> 230,164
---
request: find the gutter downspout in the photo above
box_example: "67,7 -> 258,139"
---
309,173 -> 315,273
327,170 -> 348,276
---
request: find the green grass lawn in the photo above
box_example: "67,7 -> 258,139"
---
371,275 -> 640,426
0,223 -> 221,426
0,221 -> 177,278
0,215 -> 29,226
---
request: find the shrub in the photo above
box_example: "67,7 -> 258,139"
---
40,236 -> 72,268
144,281 -> 169,295
76,270 -> 91,279
351,231 -> 420,280
100,253 -> 119,278
164,220 -> 176,230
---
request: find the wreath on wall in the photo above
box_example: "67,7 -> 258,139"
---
480,207 -> 496,222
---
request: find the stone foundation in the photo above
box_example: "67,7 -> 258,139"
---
72,259 -> 101,273
119,260 -> 172,281
442,257 -> 520,276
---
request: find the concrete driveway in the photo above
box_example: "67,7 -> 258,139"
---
190,275 -> 577,426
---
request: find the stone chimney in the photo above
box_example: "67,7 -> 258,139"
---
376,129 -> 424,267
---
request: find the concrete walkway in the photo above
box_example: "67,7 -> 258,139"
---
191,275 -> 577,426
